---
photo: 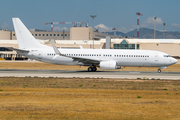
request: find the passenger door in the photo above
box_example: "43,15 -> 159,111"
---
154,54 -> 159,61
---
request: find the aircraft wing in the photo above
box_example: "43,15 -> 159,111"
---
5,47 -> 29,52
51,42 -> 100,65
72,57 -> 100,65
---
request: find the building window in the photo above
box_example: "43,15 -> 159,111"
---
61,34 -> 63,36
113,39 -> 138,49
13,34 -> 15,36
65,34 -> 67,36
32,34 -> 34,36
35,34 -> 37,36
46,34 -> 48,36
39,34 -> 41,36
43,34 -> 45,36
136,44 -> 140,49
50,34 -> 52,36
54,34 -> 56,36
57,34 -> 59,36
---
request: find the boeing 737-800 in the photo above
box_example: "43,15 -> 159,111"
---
7,18 -> 177,73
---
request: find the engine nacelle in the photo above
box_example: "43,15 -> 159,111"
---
100,61 -> 121,69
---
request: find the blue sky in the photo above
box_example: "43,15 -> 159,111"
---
0,0 -> 180,33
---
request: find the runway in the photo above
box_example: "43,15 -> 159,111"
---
0,69 -> 180,80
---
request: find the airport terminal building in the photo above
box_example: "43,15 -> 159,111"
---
0,26 -> 180,61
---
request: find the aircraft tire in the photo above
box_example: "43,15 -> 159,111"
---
158,69 -> 161,73
92,67 -> 97,72
88,67 -> 93,72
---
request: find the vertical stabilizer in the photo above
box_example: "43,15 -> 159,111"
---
12,18 -> 45,49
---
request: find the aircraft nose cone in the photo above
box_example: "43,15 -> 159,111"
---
172,58 -> 178,64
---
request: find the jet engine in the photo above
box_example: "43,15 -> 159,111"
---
100,61 -> 121,69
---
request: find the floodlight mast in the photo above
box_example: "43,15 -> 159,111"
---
90,15 -> 97,31
163,23 -> 166,39
90,15 -> 97,49
154,16 -> 157,39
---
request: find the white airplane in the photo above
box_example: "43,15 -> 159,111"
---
8,18 -> 177,73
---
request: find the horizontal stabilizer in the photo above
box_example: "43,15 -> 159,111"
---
5,47 -> 29,52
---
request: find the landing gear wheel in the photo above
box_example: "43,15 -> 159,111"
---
92,67 -> 97,72
158,69 -> 161,73
88,67 -> 93,72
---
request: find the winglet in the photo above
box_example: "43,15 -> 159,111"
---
51,42 -> 61,55
51,42 -> 66,59
79,45 -> 83,49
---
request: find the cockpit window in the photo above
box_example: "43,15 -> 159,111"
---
164,55 -> 170,57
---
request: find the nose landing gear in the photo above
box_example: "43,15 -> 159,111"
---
157,66 -> 167,73
158,69 -> 161,73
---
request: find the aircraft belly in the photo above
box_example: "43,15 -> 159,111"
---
49,57 -> 78,65
118,59 -> 153,67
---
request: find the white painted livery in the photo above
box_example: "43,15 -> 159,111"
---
8,18 -> 177,73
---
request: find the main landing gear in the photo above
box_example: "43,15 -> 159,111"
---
88,66 -> 97,72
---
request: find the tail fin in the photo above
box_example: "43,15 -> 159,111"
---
12,18 -> 45,49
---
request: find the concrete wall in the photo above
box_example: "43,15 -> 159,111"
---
140,43 -> 180,57
70,27 -> 93,40
0,31 -> 11,40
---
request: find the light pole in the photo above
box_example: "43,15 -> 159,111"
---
90,15 -> 97,31
163,23 -> 166,39
90,15 -> 97,49
154,16 -> 157,39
